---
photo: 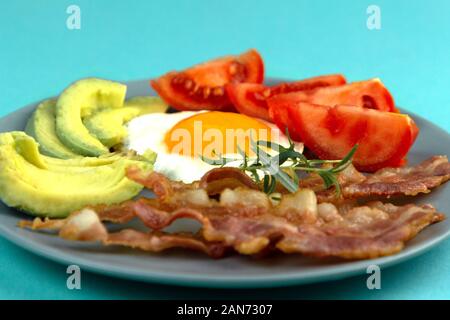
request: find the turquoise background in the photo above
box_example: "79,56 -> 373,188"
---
0,0 -> 449,299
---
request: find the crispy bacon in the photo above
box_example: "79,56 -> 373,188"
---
126,166 -> 259,199
126,166 -> 192,200
301,156 -> 450,201
127,156 -> 450,204
21,187 -> 444,259
105,230 -> 227,258
299,163 -> 367,192
342,156 -> 450,198
277,203 -> 444,258
199,167 -> 259,195
18,156 -> 448,260
118,197 -> 444,258
22,208 -> 227,258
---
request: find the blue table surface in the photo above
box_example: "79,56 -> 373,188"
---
0,0 -> 449,299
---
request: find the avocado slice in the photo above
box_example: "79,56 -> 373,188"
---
44,151 -> 124,168
84,96 -> 168,148
0,131 -> 153,218
43,149 -> 156,173
56,78 -> 127,156
25,99 -> 82,159
5,131 -> 143,168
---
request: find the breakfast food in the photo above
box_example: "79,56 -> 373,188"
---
56,78 -> 127,156
0,131 -> 154,217
151,49 -> 264,111
25,99 -> 82,159
21,164 -> 446,258
272,102 -> 418,171
0,79 -> 165,217
0,49 -> 447,261
126,110 -> 303,183
84,96 -> 168,148
272,78 -> 397,112
226,74 -> 347,121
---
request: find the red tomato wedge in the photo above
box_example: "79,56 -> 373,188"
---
226,74 -> 346,121
151,49 -> 264,111
271,101 -> 418,172
267,96 -> 303,141
273,79 -> 397,113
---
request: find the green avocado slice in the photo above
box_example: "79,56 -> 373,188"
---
4,131 -> 147,168
0,131 -> 153,218
56,78 -> 127,156
25,99 -> 82,159
84,96 -> 168,148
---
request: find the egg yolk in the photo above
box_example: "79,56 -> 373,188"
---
164,111 -> 273,158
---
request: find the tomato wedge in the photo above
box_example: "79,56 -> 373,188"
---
273,79 -> 397,113
267,95 -> 303,141
151,49 -> 264,111
226,74 -> 346,121
273,101 -> 417,172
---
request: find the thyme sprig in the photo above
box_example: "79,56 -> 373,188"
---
201,130 -> 358,196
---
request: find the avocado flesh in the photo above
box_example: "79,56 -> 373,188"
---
0,132 -> 153,218
25,99 -> 82,159
43,151 -> 155,173
1,131 -> 130,169
56,78 -> 127,156
44,151 -> 124,168
84,96 -> 168,148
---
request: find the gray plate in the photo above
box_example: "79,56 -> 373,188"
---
0,79 -> 449,288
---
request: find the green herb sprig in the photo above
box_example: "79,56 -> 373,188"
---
201,130 -> 358,196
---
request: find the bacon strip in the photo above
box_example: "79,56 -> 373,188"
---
21,208 -> 227,258
127,156 -> 450,203
19,156 -> 448,260
277,203 -> 444,259
126,166 -> 192,200
126,166 -> 259,199
21,189 -> 444,259
105,230 -> 227,258
122,198 -> 444,258
300,156 -> 450,202
199,167 -> 259,195
342,156 -> 450,198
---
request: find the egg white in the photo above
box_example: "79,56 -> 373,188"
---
125,111 -> 303,183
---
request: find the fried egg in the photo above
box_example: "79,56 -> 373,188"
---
125,111 -> 303,183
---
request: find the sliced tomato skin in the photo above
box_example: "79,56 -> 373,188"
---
390,119 -> 420,168
227,74 -> 346,121
267,94 -> 303,141
284,102 -> 417,172
274,79 -> 396,113
227,83 -> 269,120
150,49 -> 264,111
238,49 -> 264,84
